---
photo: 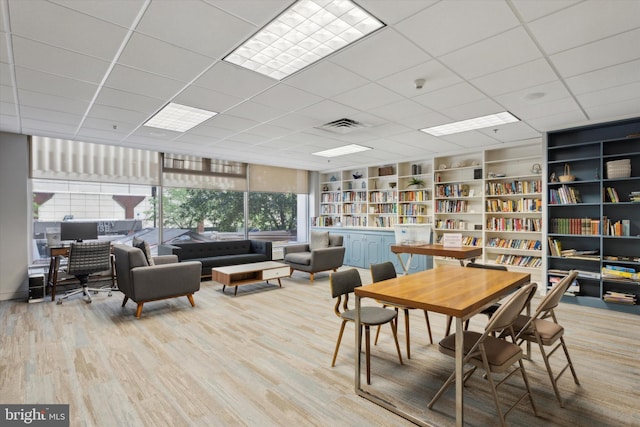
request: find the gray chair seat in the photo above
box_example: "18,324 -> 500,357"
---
284,252 -> 311,266
341,307 -> 398,325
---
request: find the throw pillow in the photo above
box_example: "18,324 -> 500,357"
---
132,237 -> 155,266
309,231 -> 329,251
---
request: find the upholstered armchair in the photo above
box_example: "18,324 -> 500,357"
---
113,244 -> 202,318
283,231 -> 345,282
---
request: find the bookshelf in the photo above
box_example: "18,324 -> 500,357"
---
546,117 -> 640,314
432,152 -> 485,267
483,145 -> 544,277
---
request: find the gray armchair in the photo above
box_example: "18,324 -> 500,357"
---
283,231 -> 345,282
113,244 -> 202,318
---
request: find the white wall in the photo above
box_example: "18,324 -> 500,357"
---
0,132 -> 29,301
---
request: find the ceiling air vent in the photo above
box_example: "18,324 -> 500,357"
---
316,118 -> 368,134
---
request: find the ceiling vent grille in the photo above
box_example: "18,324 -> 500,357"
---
316,118 -> 368,134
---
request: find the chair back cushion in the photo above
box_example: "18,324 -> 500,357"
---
328,233 -> 343,247
113,244 -> 148,293
67,241 -> 112,275
133,237 -> 155,265
310,231 -> 329,250
370,262 -> 397,283
330,268 -> 361,298
486,282 -> 537,334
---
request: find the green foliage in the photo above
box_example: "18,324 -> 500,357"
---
249,192 -> 297,231
155,188 -> 297,233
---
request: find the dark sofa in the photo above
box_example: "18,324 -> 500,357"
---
158,240 -> 272,278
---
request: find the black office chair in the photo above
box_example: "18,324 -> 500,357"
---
57,241 -> 114,304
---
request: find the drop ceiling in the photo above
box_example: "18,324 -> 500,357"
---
1,0 -> 639,172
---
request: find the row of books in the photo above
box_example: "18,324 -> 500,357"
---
605,187 -> 621,203
494,254 -> 542,267
549,269 -> 601,279
398,190 -> 428,202
602,265 -> 639,282
434,219 -> 478,230
549,275 -> 580,296
398,204 -> 427,216
435,184 -> 470,198
549,217 -> 600,235
547,237 -> 600,259
485,180 -> 542,196
486,238 -> 542,250
485,198 -> 542,213
631,191 -> 640,202
602,217 -> 631,236
435,199 -> 468,213
549,185 -> 581,204
603,291 -> 637,305
486,217 -> 542,232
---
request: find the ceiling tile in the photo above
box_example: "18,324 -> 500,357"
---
12,36 -> 110,84
193,61 -> 276,99
264,113 -> 319,132
136,0 -> 256,59
284,61 -> 369,98
206,114 -> 260,132
471,58 -> 558,97
550,29 -> 640,78
527,0 -> 640,55
377,60 -> 462,98
94,87 -> 165,114
204,0 -> 290,26
18,89 -> 89,115
173,85 -> 243,114
224,100 -> 287,123
296,100 -> 359,123
413,82 -> 485,112
356,0 -> 436,25
439,27 -> 542,80
511,0 -> 581,22
332,83 -> 404,111
583,99 -> 640,122
0,84 -> 16,105
19,105 -> 82,126
87,104 -> 149,125
565,59 -> 640,95
14,67 -> 98,101
527,110 -> 595,132
117,33 -> 214,82
495,81 -> 574,114
576,82 -> 640,109
250,84 -> 323,112
441,98 -> 505,121
438,130 -> 500,148
395,0 -> 519,57
8,0 -> 128,60
477,121 -> 541,143
388,130 -> 462,153
49,0 -> 147,27
508,97 -> 584,122
329,29 -> 431,81
103,64 -> 185,99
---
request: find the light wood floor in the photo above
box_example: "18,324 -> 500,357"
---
1,268 -> 639,427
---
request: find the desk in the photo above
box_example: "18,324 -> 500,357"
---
354,264 -> 530,427
390,244 -> 482,273
47,246 -> 115,301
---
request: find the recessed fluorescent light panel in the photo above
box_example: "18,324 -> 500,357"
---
313,144 -> 371,157
420,112 -> 520,136
143,103 -> 218,132
224,0 -> 384,80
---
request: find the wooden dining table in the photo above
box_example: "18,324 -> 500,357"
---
390,243 -> 482,273
354,264 -> 531,427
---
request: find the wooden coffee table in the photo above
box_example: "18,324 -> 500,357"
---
211,261 -> 290,295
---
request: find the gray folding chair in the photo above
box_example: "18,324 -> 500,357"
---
330,268 -> 403,385
428,283 -> 539,427
512,271 -> 580,407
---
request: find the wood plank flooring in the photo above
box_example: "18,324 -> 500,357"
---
1,268 -> 638,427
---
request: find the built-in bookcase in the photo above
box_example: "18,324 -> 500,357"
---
546,117 -> 640,314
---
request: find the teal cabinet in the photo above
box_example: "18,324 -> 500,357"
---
312,228 -> 431,274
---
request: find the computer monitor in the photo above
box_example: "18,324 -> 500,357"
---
60,221 -> 98,242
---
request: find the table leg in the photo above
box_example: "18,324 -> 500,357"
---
355,294 -> 362,392
395,253 -> 413,274
455,316 -> 464,427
